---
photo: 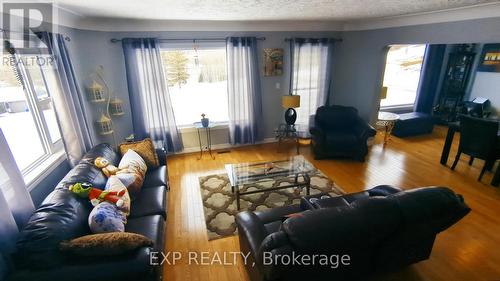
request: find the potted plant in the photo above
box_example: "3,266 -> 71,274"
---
201,113 -> 209,127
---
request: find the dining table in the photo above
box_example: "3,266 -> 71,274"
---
440,120 -> 500,187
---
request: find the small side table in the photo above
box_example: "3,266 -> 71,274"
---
376,111 -> 400,145
275,124 -> 310,154
194,122 -> 215,160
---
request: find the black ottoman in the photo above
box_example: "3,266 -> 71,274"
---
392,112 -> 434,137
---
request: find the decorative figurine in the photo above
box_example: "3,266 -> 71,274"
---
201,113 -> 209,127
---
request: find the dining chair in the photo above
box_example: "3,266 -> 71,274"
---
451,115 -> 500,181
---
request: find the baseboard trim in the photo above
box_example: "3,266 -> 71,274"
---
177,137 -> 277,154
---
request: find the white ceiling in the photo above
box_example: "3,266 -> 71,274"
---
57,0 -> 500,21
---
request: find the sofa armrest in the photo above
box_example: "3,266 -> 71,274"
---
353,118 -> 377,140
236,211 -> 268,258
155,148 -> 167,166
368,185 -> 402,197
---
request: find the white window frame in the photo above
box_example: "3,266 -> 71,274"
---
380,44 -> 427,111
8,53 -> 64,180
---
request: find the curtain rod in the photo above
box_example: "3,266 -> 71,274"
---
284,37 -> 342,42
0,28 -> 70,41
110,37 -> 266,43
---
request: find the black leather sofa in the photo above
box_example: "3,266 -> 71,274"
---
310,105 -> 376,161
236,185 -> 470,281
8,143 -> 168,281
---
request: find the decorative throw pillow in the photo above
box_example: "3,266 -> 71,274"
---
59,232 -> 153,257
117,149 -> 147,195
105,175 -> 131,216
88,202 -> 126,233
119,138 -> 159,168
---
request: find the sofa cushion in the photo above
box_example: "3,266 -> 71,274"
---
325,132 -> 358,148
8,247 -> 153,281
143,166 -> 168,188
126,215 -> 165,251
312,196 -> 349,209
129,186 -> 167,219
315,105 -> 359,131
14,188 -> 91,269
254,204 -> 303,224
56,144 -> 119,190
389,187 -> 471,233
282,197 -> 401,253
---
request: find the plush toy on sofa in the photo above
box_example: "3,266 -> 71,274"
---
94,157 -> 120,177
94,151 -> 147,195
69,182 -> 125,208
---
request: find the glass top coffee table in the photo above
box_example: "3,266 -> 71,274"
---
225,155 -> 317,210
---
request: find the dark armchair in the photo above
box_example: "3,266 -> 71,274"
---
310,105 -> 376,161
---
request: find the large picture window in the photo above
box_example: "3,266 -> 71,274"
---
0,53 -> 63,174
381,44 -> 427,108
160,44 -> 228,127
290,39 -> 334,128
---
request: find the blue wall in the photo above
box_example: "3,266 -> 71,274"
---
331,17 -> 500,122
63,29 -> 341,144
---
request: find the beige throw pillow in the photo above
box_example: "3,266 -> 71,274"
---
60,232 -> 153,256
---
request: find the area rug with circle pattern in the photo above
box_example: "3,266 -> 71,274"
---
199,171 -> 344,240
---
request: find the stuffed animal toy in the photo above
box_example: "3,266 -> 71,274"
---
94,157 -> 120,177
95,152 -> 147,195
69,182 -> 125,208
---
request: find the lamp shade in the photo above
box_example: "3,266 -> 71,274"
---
282,95 -> 300,108
380,86 -> 388,100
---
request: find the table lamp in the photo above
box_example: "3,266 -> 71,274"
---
380,86 -> 388,100
282,95 -> 301,125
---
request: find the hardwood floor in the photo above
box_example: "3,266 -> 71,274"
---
163,126 -> 500,281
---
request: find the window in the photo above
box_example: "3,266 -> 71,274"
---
381,44 -> 427,108
290,41 -> 333,127
160,44 -> 228,127
0,53 -> 63,174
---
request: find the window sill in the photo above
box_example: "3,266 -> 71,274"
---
25,150 -> 66,191
179,122 -> 229,133
380,104 -> 415,113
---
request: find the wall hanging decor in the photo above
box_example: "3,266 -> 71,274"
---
477,43 -> 500,72
96,112 -> 114,135
263,48 -> 284,76
87,65 -> 123,147
87,80 -> 105,102
109,97 -> 125,116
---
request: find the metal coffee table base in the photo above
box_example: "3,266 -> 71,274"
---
231,174 -> 311,210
